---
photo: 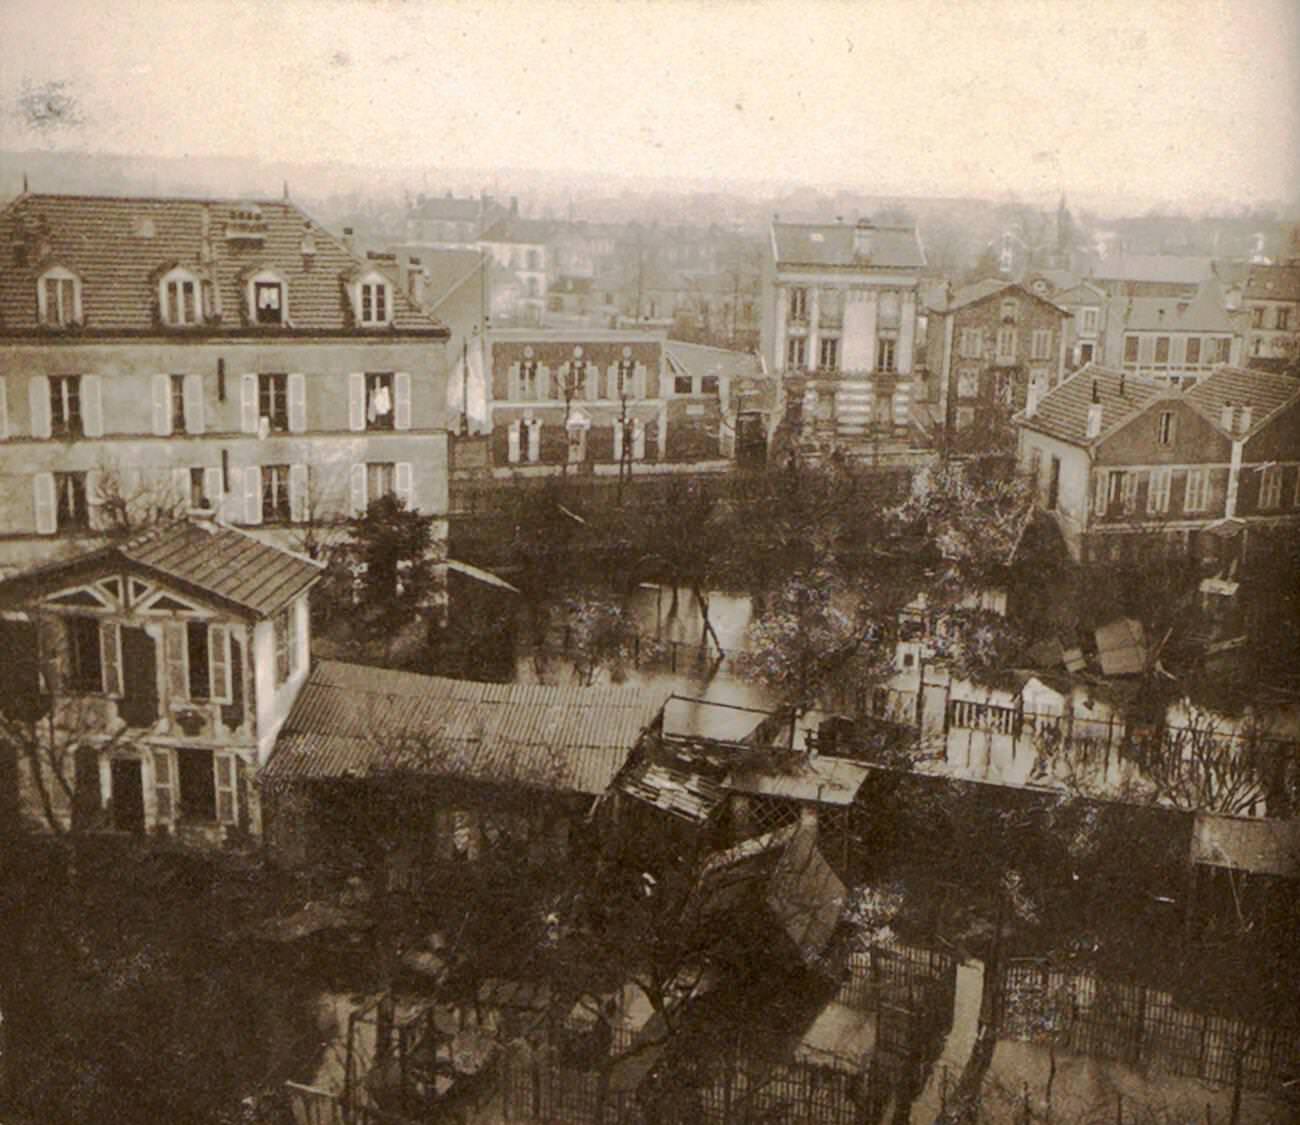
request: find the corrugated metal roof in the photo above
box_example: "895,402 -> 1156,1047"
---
263,660 -> 663,794
0,193 -> 443,335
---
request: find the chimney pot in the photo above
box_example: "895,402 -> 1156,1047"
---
1086,402 -> 1103,438
1238,405 -> 1252,432
1220,401 -> 1234,431
342,227 -> 354,253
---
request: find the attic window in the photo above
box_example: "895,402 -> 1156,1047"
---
1000,298 -> 1018,323
356,273 -> 392,327
246,269 -> 289,326
38,266 -> 81,327
160,267 -> 203,326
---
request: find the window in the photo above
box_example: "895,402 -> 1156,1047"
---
359,279 -> 389,325
701,374 -> 719,396
1078,342 -> 1095,365
876,337 -> 897,373
1124,335 -> 1139,364
788,288 -> 808,322
1157,411 -> 1176,446
367,461 -> 396,501
959,328 -> 982,358
40,272 -> 80,327
188,467 -> 207,509
55,471 -> 88,530
1185,337 -> 1201,366
1148,467 -> 1171,513
365,372 -> 395,429
1120,471 -> 1139,513
1211,338 -> 1231,363
1031,329 -> 1052,360
49,375 -> 82,438
258,373 -> 288,432
614,358 -> 637,400
274,608 -> 292,685
819,337 -> 839,371
153,750 -> 174,823
674,374 -> 694,395
957,368 -> 979,398
995,327 -> 1016,361
186,621 -> 231,702
1000,298 -> 1018,322
261,464 -> 291,522
1250,307 -> 1265,328
1259,464 -> 1282,510
67,616 -> 103,692
786,336 -> 806,368
1278,307 -> 1291,330
1185,468 -> 1208,513
254,280 -> 284,325
1154,336 -> 1170,365
1081,308 -> 1098,334
518,361 -> 539,401
1047,456 -> 1061,512
170,374 -> 187,434
162,271 -> 201,326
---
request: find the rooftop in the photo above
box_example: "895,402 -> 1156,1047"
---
262,660 -> 664,794
1017,364 -> 1165,447
0,517 -> 323,619
0,192 -> 442,335
479,217 -> 557,246
1105,280 -> 1240,334
1089,254 -> 1215,286
664,340 -> 762,384
931,279 -> 1069,317
770,220 -> 925,271
1243,264 -> 1300,304
1184,365 -> 1300,439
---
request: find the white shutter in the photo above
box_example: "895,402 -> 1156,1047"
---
241,374 -> 259,434
81,375 -> 103,437
527,419 -> 541,462
184,373 -> 205,435
85,468 -> 103,529
613,418 -> 623,462
394,371 -> 412,430
634,363 -> 648,400
172,467 -> 190,510
163,622 -> 188,701
289,463 -> 308,523
633,418 -> 646,460
215,752 -> 237,825
0,376 -> 7,439
243,465 -> 262,524
100,622 -> 123,696
350,463 -> 367,515
204,467 -> 223,511
507,421 -> 521,464
348,373 -> 365,431
34,473 -> 56,534
584,364 -> 598,401
395,462 -> 414,509
508,363 -> 520,402
537,365 -> 551,401
29,376 -> 51,439
209,624 -> 231,703
221,467 -> 243,523
605,365 -> 618,400
153,373 -> 171,436
287,372 -> 306,433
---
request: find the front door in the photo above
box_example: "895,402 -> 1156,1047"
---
110,758 -> 145,833
119,626 -> 158,729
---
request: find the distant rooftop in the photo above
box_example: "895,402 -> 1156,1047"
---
1089,253 -> 1215,286
1243,263 -> 1300,304
771,220 -> 925,271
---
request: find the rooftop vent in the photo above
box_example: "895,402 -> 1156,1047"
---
225,204 -> 267,246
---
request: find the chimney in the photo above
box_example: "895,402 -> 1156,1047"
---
1238,405 -> 1252,432
1220,401 -> 1234,431
1086,379 -> 1102,438
342,226 -> 354,253
1026,373 -> 1043,418
853,219 -> 873,259
1119,372 -> 1125,398
407,256 -> 425,305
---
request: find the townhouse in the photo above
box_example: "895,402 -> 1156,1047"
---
1052,281 -> 1107,370
0,192 -> 452,575
1016,364 -> 1300,562
924,280 -> 1069,446
1101,280 -> 1245,388
1242,263 -> 1300,362
760,217 -> 926,454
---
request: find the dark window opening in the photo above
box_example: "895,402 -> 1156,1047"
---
254,281 -> 283,325
366,372 -> 395,429
56,472 -> 89,530
171,374 -> 187,433
68,616 -> 102,692
262,464 -> 291,523
178,748 -> 217,822
674,375 -> 693,395
187,621 -> 210,700
701,374 -> 719,395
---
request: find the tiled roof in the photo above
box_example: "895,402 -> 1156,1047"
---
0,517 -> 322,618
1018,364 -> 1166,447
0,192 -> 444,335
1244,264 -> 1300,303
262,660 -> 663,794
1184,365 -> 1300,438
1090,254 -> 1214,286
1105,280 -> 1238,333
771,221 -> 925,270
931,279 -> 1069,318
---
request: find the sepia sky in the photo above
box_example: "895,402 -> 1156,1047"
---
1,0 -> 1297,209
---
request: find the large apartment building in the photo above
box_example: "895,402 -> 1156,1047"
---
0,192 -> 451,575
760,218 -> 926,454
1101,280 -> 1245,388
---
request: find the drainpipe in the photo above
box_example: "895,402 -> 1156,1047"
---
1224,437 -> 1243,519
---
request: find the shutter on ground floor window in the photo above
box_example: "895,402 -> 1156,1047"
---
507,420 -> 521,464
209,624 -> 231,703
287,372 -> 306,433
584,365 -> 598,401
613,418 -> 623,462
527,419 -> 541,462
204,466 -> 223,511
100,621 -> 122,696
33,472 -> 56,535
153,373 -> 171,436
153,749 -> 173,822
214,753 -> 237,825
163,622 -> 187,701
395,462 -> 413,509
85,468 -> 103,530
507,363 -> 519,402
1091,470 -> 1106,517
81,375 -> 103,437
350,463 -> 367,516
289,464 -> 308,523
29,375 -> 51,439
243,465 -> 262,524
536,365 -> 550,400
348,373 -> 365,431
184,373 -> 204,435
633,418 -> 646,460
394,372 -> 412,430
220,467 -> 243,523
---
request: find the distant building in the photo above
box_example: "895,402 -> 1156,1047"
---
924,280 -> 1069,449
761,218 -> 927,457
478,217 -> 555,325
1241,264 -> 1300,362
1016,364 -> 1300,562
1102,280 -> 1246,388
1087,254 -> 1216,299
1053,281 -> 1108,370
404,191 -> 509,248
0,192 -> 451,575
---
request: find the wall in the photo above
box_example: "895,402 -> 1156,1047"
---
252,592 -> 311,762
1017,427 -> 1091,557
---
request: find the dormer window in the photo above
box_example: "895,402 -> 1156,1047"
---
38,267 -> 82,327
356,273 -> 392,327
160,267 -> 203,326
1000,298 -> 1019,323
246,269 -> 289,326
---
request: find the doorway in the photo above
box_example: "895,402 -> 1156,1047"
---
177,748 -> 216,823
110,758 -> 145,833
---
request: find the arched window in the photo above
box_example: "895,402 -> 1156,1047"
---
246,269 -> 289,326
355,271 -> 392,327
159,266 -> 203,326
37,266 -> 82,327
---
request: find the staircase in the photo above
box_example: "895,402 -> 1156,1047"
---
834,378 -> 874,439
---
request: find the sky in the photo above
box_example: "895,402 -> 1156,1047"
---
1,0 -> 1297,210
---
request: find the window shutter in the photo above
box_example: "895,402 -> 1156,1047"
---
152,373 -> 171,436
507,421 -> 521,464
1092,470 -> 1106,518
153,750 -> 174,823
508,363 -> 520,402
100,621 -> 123,696
209,624 -> 231,703
37,615 -> 65,694
172,467 -> 190,510
163,622 -> 188,700
348,373 -> 365,431
34,472 -> 56,534
221,467 -> 242,523
214,753 -> 237,825
241,374 -> 259,434
584,364 -> 598,401
181,374 -> 203,435
350,463 -> 367,515
634,364 -> 647,400
537,365 -> 551,401
289,463 -> 308,523
204,466 -> 223,511
80,375 -> 103,437
633,418 -> 646,460
394,372 -> 412,430
0,376 -> 7,439
85,468 -> 103,530
395,462 -> 414,509
243,465 -> 262,524
287,372 -> 306,433
613,418 -> 623,462
527,419 -> 541,462
29,376 -> 51,439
